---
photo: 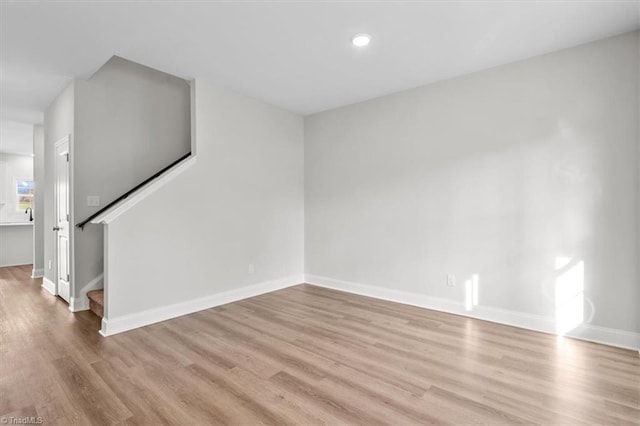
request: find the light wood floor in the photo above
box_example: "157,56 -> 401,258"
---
1,265 -> 639,425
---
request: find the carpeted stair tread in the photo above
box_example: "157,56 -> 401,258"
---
87,289 -> 104,318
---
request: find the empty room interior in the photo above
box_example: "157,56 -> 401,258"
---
1,1 -> 639,425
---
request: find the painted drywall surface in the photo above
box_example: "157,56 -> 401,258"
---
305,31 -> 639,333
636,31 -> 640,337
33,125 -> 44,274
73,56 -> 191,296
43,82 -> 74,284
0,153 -> 33,223
0,152 -> 35,267
0,224 -> 33,267
105,81 -> 304,319
0,120 -> 34,156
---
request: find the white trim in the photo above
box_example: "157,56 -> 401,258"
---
69,296 -> 89,312
13,176 -> 34,213
69,273 -> 104,312
0,262 -> 32,267
91,156 -> 196,226
305,274 -> 640,352
99,321 -> 108,337
31,268 -> 44,278
565,323 -> 640,351
53,134 -> 73,305
100,274 -> 303,336
189,79 -> 197,156
42,277 -> 57,295
103,225 -> 111,320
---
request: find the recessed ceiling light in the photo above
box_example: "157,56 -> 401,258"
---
351,33 -> 371,47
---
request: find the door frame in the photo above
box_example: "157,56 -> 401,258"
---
53,135 -> 74,303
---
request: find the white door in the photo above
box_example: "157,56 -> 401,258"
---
55,138 -> 71,303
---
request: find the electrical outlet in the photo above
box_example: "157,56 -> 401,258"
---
48,260 -> 52,270
248,263 -> 255,274
87,195 -> 100,207
447,274 -> 456,287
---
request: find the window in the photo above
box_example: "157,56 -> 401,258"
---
16,179 -> 34,211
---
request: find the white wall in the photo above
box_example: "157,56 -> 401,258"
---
0,224 -> 33,267
0,120 -> 34,156
305,32 -> 639,341
0,149 -> 35,268
73,56 -> 191,298
43,82 -> 74,284
102,81 -> 304,328
32,125 -> 45,276
0,153 -> 33,223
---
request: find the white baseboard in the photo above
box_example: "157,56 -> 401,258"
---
0,262 -> 32,268
69,296 -> 90,312
70,273 -> 104,312
31,268 -> 44,278
565,323 -> 640,352
42,277 -> 57,296
305,274 -> 640,352
100,274 -> 304,337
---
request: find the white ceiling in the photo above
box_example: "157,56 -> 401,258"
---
1,0 -> 638,123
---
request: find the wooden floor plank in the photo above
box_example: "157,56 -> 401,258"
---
1,264 -> 638,425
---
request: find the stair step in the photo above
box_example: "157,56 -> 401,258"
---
87,289 -> 104,318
